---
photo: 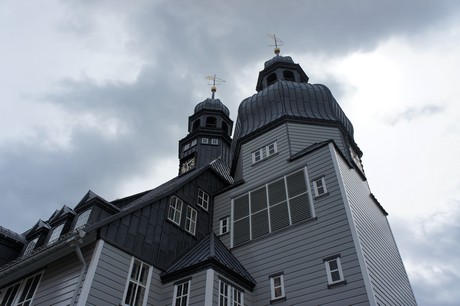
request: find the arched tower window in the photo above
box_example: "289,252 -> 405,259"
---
205,117 -> 217,128
192,119 -> 201,131
267,73 -> 277,86
283,70 -> 295,81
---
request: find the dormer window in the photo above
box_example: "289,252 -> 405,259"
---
283,70 -> 295,81
267,73 -> 277,85
48,223 -> 64,245
74,209 -> 92,229
24,237 -> 38,256
205,117 -> 217,128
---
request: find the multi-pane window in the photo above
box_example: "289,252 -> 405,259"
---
251,141 -> 278,164
74,209 -> 92,229
123,258 -> 152,306
168,196 -> 183,225
185,206 -> 197,235
0,272 -> 43,306
270,274 -> 285,301
48,223 -> 64,245
173,280 -> 190,306
197,189 -> 209,211
23,237 -> 38,256
201,138 -> 209,144
232,168 -> 313,247
218,280 -> 243,306
211,138 -> 219,145
219,217 -> 229,235
313,177 -> 327,197
324,256 -> 345,286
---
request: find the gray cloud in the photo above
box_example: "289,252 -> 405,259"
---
387,104 -> 444,125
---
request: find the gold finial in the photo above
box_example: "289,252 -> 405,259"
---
267,34 -> 284,55
205,74 -> 225,99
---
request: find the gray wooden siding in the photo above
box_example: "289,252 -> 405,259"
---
33,243 -> 95,306
287,122 -> 347,157
159,270 -> 207,306
86,241 -> 162,306
334,149 -> 417,305
215,143 -> 370,305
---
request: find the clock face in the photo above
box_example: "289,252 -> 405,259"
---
180,157 -> 196,174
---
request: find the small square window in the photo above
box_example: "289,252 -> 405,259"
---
183,143 -> 190,151
324,256 -> 345,286
266,142 -> 277,156
197,189 -> 209,211
201,138 -> 209,144
211,138 -> 219,145
191,139 -> 197,147
270,273 -> 285,301
252,149 -> 263,163
313,177 -> 328,197
185,206 -> 197,235
219,217 -> 229,235
168,196 -> 183,225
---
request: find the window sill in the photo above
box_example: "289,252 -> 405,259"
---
270,296 -> 286,304
314,192 -> 329,200
327,279 -> 347,289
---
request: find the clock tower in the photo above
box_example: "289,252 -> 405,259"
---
178,92 -> 233,175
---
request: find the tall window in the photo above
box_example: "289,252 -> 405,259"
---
324,256 -> 345,287
197,189 -> 209,211
313,177 -> 328,197
219,280 -> 243,306
74,209 -> 92,229
168,196 -> 183,225
48,223 -> 64,245
0,272 -> 43,306
251,141 -> 278,164
219,217 -> 229,235
185,206 -> 197,235
270,273 -> 285,301
232,168 -> 313,247
123,258 -> 152,306
173,280 -> 190,306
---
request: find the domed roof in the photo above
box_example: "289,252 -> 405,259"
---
194,98 -> 230,116
232,80 -> 355,143
264,55 -> 295,68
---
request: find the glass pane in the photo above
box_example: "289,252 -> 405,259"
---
286,170 -> 307,198
251,210 -> 269,239
329,260 -> 338,270
331,271 -> 341,282
134,286 -> 145,306
268,179 -> 286,205
290,193 -> 310,223
124,282 -> 135,304
233,195 -> 249,219
274,277 -> 281,287
251,187 -> 267,213
270,202 -> 290,231
274,287 -> 282,297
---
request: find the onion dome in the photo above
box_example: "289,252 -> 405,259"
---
194,98 -> 230,116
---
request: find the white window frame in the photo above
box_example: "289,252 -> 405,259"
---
218,280 -> 243,306
197,189 -> 209,211
173,280 -> 191,306
122,257 -> 152,306
219,217 -> 229,235
201,138 -> 209,144
23,237 -> 38,256
325,256 -> 345,286
74,209 -> 92,229
168,196 -> 183,225
0,271 -> 43,306
211,138 -> 219,145
48,223 -> 64,245
251,141 -> 278,164
185,206 -> 197,235
313,177 -> 327,197
269,273 -> 285,301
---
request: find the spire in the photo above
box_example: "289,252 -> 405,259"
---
267,33 -> 284,56
205,74 -> 225,99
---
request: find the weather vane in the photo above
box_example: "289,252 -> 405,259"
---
267,34 -> 284,55
205,74 -> 225,99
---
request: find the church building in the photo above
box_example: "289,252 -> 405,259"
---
0,49 -> 417,305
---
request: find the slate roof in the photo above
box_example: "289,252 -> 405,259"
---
162,233 -> 256,290
0,226 -> 26,243
194,98 -> 230,116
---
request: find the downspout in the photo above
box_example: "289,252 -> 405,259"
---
70,230 -> 87,305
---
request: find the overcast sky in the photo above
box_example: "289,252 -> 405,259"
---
1,1 -> 460,304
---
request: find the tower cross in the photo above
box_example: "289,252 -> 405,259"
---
205,74 -> 225,99
267,34 -> 284,55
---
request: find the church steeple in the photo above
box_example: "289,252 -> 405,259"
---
178,83 -> 233,175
